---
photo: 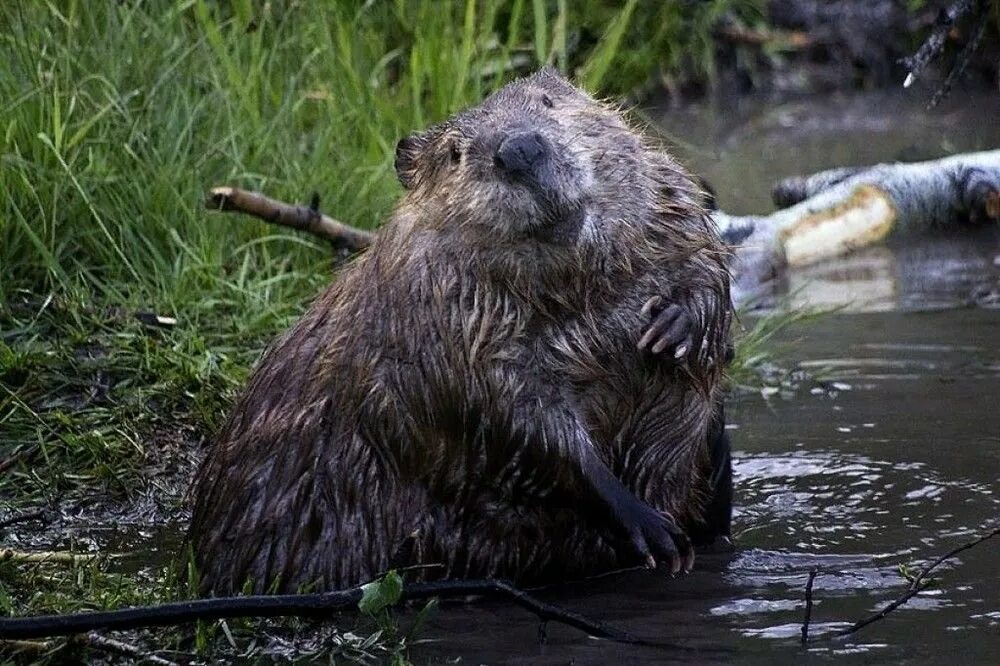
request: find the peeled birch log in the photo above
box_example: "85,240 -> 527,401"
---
711,150 -> 1000,302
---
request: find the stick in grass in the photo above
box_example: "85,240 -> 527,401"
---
78,632 -> 179,666
204,187 -> 374,251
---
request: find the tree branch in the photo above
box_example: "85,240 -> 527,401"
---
0,579 -> 671,647
79,632 -> 179,666
902,0 -> 979,88
800,568 -> 817,645
205,187 -> 374,252
811,525 -> 1000,642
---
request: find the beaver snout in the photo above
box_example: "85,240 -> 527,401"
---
494,131 -> 550,182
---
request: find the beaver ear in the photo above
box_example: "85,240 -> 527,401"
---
537,65 -> 562,80
534,66 -> 576,93
395,134 -> 427,189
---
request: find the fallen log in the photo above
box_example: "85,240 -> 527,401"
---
713,150 -> 1000,302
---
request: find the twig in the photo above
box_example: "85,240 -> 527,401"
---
817,525 -> 1000,641
800,568 -> 817,645
927,9 -> 988,108
0,578 -> 680,647
205,186 -> 373,251
80,632 -> 178,666
0,510 -> 46,531
0,639 -> 52,654
0,549 -> 102,565
0,444 -> 39,476
715,25 -> 812,49
902,0 -> 978,88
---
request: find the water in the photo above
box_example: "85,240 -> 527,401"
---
411,91 -> 1000,664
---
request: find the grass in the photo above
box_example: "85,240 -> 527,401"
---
0,0 -> 769,662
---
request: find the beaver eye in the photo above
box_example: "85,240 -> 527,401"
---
449,143 -> 462,164
541,94 -> 554,108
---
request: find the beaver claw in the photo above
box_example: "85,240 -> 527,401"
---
638,296 -> 694,361
618,498 -> 695,574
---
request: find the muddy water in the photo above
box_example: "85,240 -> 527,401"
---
414,92 -> 1000,664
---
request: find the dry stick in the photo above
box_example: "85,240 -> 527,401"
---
0,509 -> 46,531
714,25 -> 812,49
799,568 -> 817,645
0,444 -> 39,476
0,639 -> 52,654
927,9 -> 988,108
902,0 -> 978,88
815,525 -> 1000,642
80,632 -> 178,666
0,579 -> 672,647
0,549 -> 102,565
205,187 -> 373,251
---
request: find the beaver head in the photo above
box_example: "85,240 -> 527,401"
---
393,68 -> 659,248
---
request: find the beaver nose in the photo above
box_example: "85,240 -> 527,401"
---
494,131 -> 548,178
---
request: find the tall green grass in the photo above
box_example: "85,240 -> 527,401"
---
1,0 -> 764,306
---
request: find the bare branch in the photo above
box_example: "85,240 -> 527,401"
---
800,568 -> 817,645
205,187 -> 373,252
80,632 -> 178,666
815,525 -> 1000,641
0,510 -> 46,531
0,549 -> 105,565
0,579 -> 685,648
902,0 -> 978,88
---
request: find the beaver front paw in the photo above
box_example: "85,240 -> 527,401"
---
615,496 -> 694,574
637,295 -> 695,361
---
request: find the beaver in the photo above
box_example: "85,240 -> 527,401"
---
189,68 -> 733,594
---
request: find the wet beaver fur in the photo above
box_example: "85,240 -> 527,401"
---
190,68 -> 733,594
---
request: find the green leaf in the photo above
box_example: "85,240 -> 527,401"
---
406,597 -> 439,642
359,570 -> 403,616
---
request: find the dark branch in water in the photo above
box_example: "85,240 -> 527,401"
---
799,568 -> 817,645
0,579 -> 668,647
810,525 -> 1000,642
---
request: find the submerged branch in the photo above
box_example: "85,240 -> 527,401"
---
0,579 -> 663,647
807,525 -> 1000,642
800,568 -> 817,645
